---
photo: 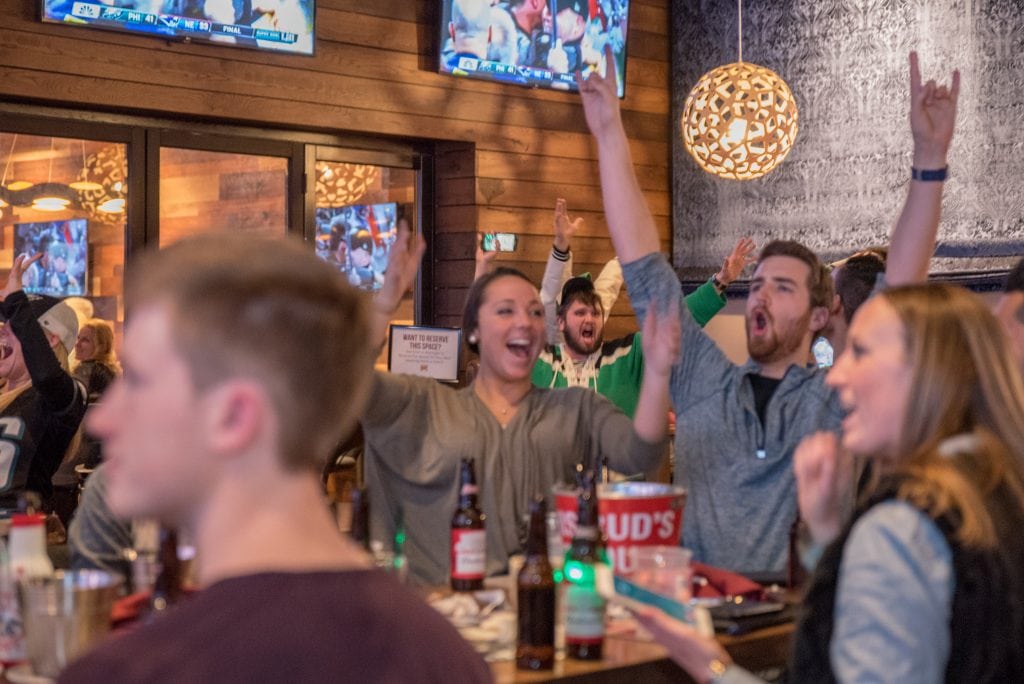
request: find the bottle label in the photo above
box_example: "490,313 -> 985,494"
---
460,484 -> 479,496
450,528 -> 486,579
564,583 -> 605,643
517,585 -> 555,645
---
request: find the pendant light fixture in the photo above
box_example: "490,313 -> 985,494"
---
680,0 -> 799,180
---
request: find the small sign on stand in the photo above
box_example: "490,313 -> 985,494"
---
387,325 -> 462,382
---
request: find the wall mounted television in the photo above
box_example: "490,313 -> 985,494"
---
314,202 -> 398,293
41,0 -> 314,56
13,218 -> 89,298
439,0 -> 630,98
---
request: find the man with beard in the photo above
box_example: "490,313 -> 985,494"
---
577,49 -> 958,578
531,201 -> 754,417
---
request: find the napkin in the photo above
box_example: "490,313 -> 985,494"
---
690,562 -> 763,600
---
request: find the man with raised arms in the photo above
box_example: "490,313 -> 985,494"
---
576,50 -> 959,577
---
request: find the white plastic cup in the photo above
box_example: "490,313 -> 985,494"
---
629,545 -> 693,603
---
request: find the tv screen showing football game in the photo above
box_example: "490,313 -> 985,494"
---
314,202 -> 398,293
13,219 -> 89,298
439,0 -> 630,98
42,0 -> 314,56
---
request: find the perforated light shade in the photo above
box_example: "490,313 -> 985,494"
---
77,146 -> 127,219
681,61 -> 799,181
315,162 -> 379,208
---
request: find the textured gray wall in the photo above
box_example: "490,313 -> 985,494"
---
671,0 -> 1024,283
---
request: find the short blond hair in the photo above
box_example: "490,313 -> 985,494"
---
127,234 -> 374,472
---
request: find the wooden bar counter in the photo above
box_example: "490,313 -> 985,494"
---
491,619 -> 793,683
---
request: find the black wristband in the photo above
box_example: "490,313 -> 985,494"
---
711,275 -> 726,294
911,166 -> 947,182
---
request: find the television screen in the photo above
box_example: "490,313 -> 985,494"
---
41,0 -> 314,56
315,202 -> 398,293
438,0 -> 630,97
13,219 -> 89,298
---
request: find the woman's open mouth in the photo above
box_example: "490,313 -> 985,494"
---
506,338 -> 532,359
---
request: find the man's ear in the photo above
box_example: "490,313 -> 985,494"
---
810,306 -> 830,335
829,293 -> 842,317
556,315 -> 566,333
205,381 -> 268,456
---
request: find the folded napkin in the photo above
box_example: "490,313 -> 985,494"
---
690,562 -> 763,600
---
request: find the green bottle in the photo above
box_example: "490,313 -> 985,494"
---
562,483 -> 609,661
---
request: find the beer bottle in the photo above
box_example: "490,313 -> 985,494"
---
450,458 -> 486,592
149,527 -> 182,617
349,485 -> 371,552
516,496 -> 555,670
563,486 -> 608,660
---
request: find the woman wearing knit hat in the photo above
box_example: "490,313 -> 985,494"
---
0,253 -> 87,510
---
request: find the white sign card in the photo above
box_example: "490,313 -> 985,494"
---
387,325 -> 462,382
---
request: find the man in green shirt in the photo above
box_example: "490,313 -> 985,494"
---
531,198 -> 755,416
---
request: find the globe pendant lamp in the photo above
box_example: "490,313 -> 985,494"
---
681,0 -> 798,181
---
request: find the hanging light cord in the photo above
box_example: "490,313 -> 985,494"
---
0,134 -> 16,187
737,0 -> 743,63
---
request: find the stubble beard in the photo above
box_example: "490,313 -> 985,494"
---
747,308 -> 812,365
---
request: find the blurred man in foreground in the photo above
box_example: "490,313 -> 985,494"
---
60,234 -> 490,683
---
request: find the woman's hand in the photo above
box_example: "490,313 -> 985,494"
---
1,253 -> 42,301
375,219 -> 425,317
634,606 -> 732,683
908,51 -> 960,169
794,431 -> 851,546
641,303 -> 681,378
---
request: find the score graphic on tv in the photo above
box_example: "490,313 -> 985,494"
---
43,0 -> 314,55
438,0 -> 631,98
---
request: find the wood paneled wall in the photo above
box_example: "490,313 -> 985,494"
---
0,0 -> 671,336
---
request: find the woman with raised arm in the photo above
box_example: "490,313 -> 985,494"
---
637,283 -> 1024,682
361,222 -> 679,586
0,253 -> 87,509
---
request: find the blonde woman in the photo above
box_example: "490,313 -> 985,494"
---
638,283 -> 1024,682
0,253 -> 87,509
73,318 -> 121,401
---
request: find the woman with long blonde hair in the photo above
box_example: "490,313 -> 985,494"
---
638,283 -> 1024,682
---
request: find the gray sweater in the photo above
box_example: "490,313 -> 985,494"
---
361,372 -> 666,586
622,253 -> 843,576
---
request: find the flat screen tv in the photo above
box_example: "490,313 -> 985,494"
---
13,218 -> 89,298
41,0 -> 314,56
315,202 -> 398,293
438,0 -> 630,97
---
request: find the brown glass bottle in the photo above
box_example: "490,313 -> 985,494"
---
563,486 -> 608,660
517,496 -> 555,670
348,485 -> 371,552
148,527 -> 182,618
450,458 -> 486,592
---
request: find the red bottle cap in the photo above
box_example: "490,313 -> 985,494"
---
10,513 -> 46,527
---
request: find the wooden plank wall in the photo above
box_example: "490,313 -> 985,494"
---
0,0 -> 671,337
